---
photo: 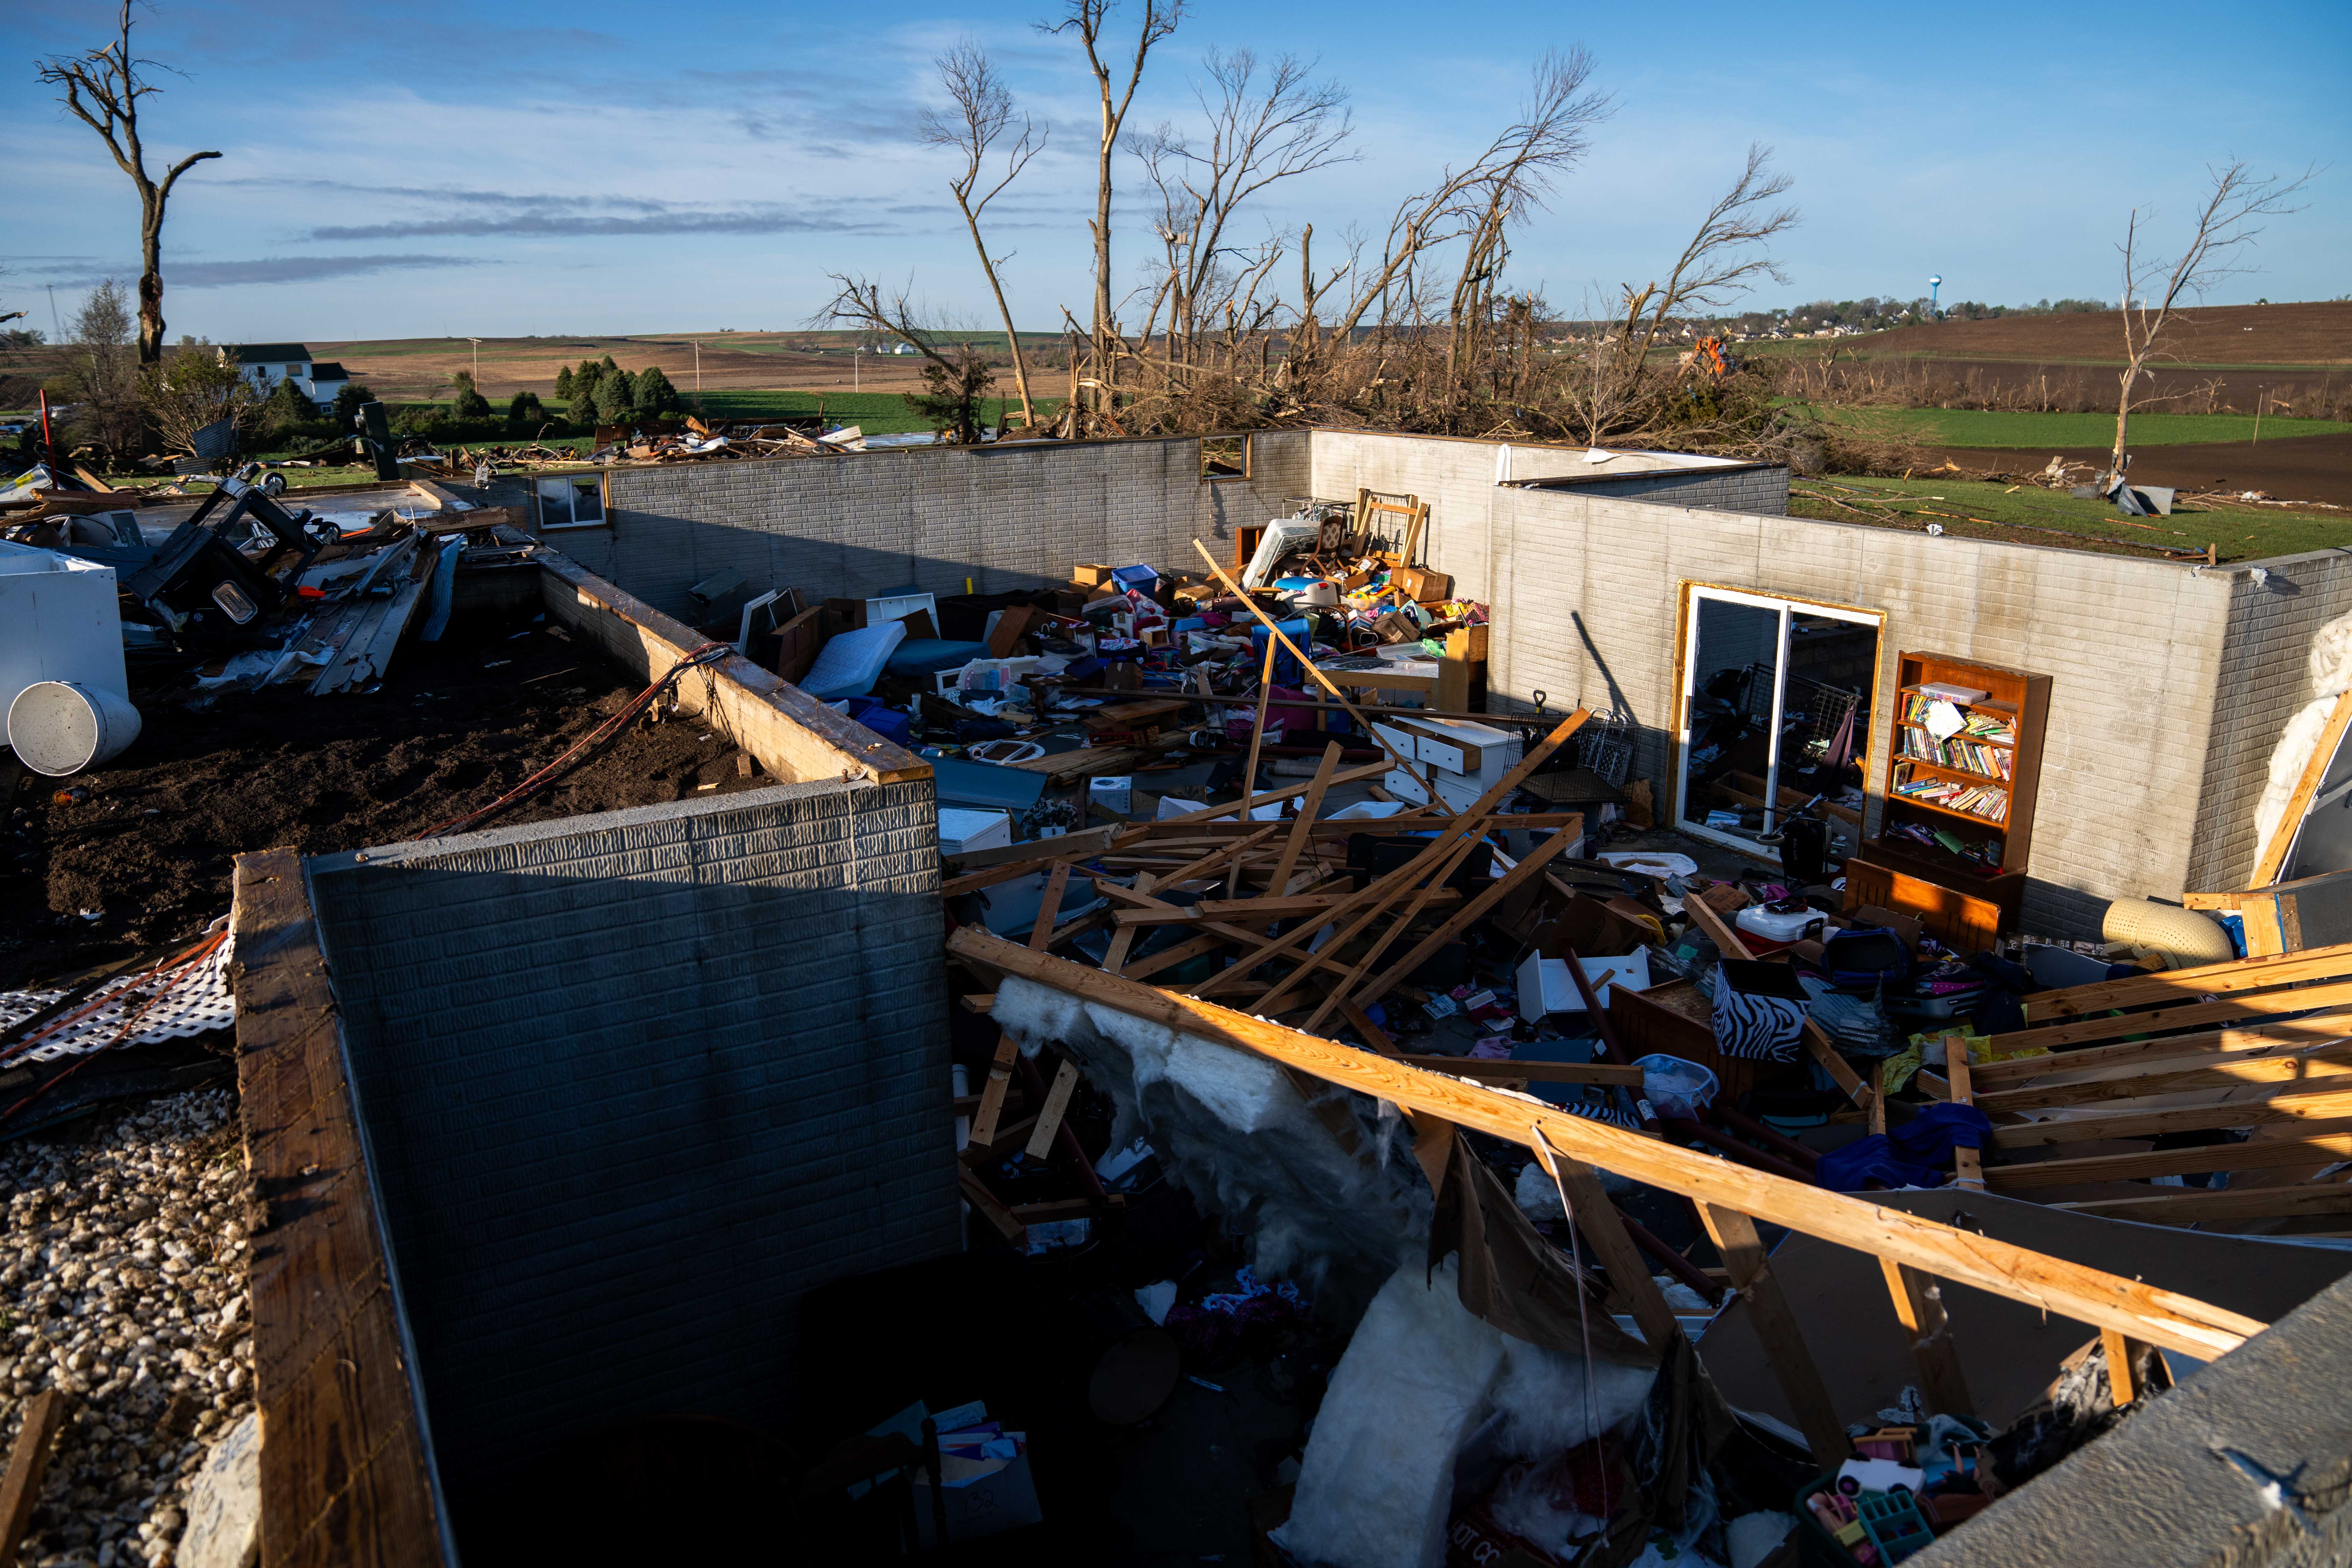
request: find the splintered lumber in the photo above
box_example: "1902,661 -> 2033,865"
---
1120,931 -> 1227,982
1099,874 -> 1155,973
1984,977 -> 2352,1057
1349,823 -> 1578,1012
959,1170 -> 1025,1244
969,1031 -> 1021,1147
1880,1260 -> 1975,1419
1265,743 -> 1342,906
1992,1086 -> 2352,1148
1114,888 -> 1454,927
2250,692 -> 2352,888
2051,1182 -> 2352,1227
1028,864 -> 1073,950
945,824 -> 1119,870
1024,1060 -> 1083,1159
1983,1119 -> 2352,1190
2020,940 -> 2352,1021
1397,1056 -> 1645,1086
0,1389 -> 68,1565
1202,710 -> 1591,1010
1977,1039 -> 2352,1113
1946,1036 -> 1985,1190
1005,744 -> 1148,780
1972,1014 -> 2352,1085
1539,1148 -> 1683,1352
950,926 -> 2266,1360
1700,1205 -> 1852,1467
1146,761 -> 1390,831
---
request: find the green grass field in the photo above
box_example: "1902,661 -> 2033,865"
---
690,389 -> 1061,435
1819,405 -> 2350,449
1789,475 -> 2346,562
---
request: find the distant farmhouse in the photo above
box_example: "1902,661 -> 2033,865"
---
218,343 -> 349,411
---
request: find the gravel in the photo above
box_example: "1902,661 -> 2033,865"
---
0,1090 -> 252,1568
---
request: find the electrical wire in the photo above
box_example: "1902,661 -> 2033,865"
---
2,929 -> 228,1065
0,930 -> 230,1124
422,641 -> 734,837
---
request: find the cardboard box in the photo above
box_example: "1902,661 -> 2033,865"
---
912,1449 -> 1043,1547
1073,563 -> 1114,587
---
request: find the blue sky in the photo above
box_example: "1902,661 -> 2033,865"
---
4,0 -> 2345,343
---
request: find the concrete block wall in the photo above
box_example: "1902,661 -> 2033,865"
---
559,431 -> 1309,621
1308,431 -> 1784,607
1310,429 -> 2250,935
2189,550 -> 2352,890
305,777 -> 956,1487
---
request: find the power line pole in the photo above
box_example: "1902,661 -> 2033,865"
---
47,285 -> 61,343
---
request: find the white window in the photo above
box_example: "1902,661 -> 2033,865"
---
535,475 -> 606,530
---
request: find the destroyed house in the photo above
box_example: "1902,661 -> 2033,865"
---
8,430 -> 2352,1566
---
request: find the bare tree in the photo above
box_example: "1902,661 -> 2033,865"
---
1129,50 -> 1354,373
818,277 -> 997,443
1327,51 -> 1612,355
919,40 -> 1046,429
37,2 -> 222,365
2109,161 -> 2311,479
1040,0 -> 1186,405
1574,143 -> 1798,437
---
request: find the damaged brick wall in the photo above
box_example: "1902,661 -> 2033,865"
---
303,777 -> 955,1489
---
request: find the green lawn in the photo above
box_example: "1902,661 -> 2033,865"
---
1790,475 -> 2347,562
1819,405 -> 2350,448
690,389 -> 1062,435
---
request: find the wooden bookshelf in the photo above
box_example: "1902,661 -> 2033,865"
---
1845,652 -> 2052,949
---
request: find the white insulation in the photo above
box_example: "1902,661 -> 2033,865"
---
2254,606 -> 2352,863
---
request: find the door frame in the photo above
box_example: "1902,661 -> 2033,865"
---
1672,581 -> 1883,860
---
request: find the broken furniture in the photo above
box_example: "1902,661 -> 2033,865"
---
125,472 -> 329,643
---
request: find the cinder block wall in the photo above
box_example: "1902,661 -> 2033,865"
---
569,431 -> 1309,620
2190,550 -> 2352,889
1310,434 -> 2249,935
1309,431 -> 1785,606
305,777 -> 955,1487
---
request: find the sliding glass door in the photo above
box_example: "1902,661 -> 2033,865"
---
1675,586 -> 1881,858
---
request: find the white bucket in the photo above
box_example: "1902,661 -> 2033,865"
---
7,681 -> 143,776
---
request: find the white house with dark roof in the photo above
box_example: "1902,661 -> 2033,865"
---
217,344 -> 350,411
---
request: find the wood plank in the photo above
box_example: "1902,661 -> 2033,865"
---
1145,761 -> 1391,830
1879,1260 -> 1975,1419
1024,1059 -> 1084,1159
1336,994 -> 1406,1060
1120,931 -> 1227,982
1224,710 -> 1592,1014
2022,938 -> 2352,1021
1349,822 -> 1578,1012
1115,888 -> 1458,927
2103,1327 -> 2139,1406
1973,1013 -> 2352,1085
1397,1056 -> 1647,1086
949,925 -> 2267,1360
1535,1146 -> 1683,1351
1984,1120 -> 2352,1190
1264,743 -> 1342,913
1028,863 -> 1073,950
0,1390 -> 68,1565
959,1170 -> 1026,1244
2051,1182 -> 2352,1227
230,850 -> 448,1568
1289,825 -> 1492,1027
969,1031 -> 1020,1147
1099,874 -> 1154,973
1992,1086 -> 2352,1148
1977,1041 -> 2352,1113
2250,688 -> 2352,887
1947,1034 -> 1985,1191
1988,977 -> 2352,1056
943,824 -> 1118,870
1701,1204 -> 1853,1468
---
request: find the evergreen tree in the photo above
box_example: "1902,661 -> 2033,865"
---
593,369 -> 636,425
553,366 -> 574,400
258,373 -> 316,438
632,365 -> 680,418
449,369 -> 493,421
506,390 -> 545,431
332,382 -> 375,425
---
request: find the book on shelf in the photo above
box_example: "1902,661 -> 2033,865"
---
1897,728 -> 2014,778
1900,691 -> 2017,746
1892,761 -> 2010,824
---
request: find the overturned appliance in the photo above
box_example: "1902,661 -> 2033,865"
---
125,470 -> 331,643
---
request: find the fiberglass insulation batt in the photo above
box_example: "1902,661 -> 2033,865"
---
991,976 -> 1428,1298
2256,605 -> 2352,859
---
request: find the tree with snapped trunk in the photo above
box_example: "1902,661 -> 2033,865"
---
37,2 -> 222,365
2107,161 -> 2310,483
1129,49 -> 1353,381
919,39 -> 1045,430
1039,0 -> 1186,410
818,277 -> 996,443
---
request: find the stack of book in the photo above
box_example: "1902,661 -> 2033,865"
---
1892,762 -> 2009,823
1898,728 -> 2014,778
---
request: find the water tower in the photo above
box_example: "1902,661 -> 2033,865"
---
1929,275 -> 1943,315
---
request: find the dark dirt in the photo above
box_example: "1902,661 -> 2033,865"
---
1,605 -> 776,990
1927,430 -> 2352,510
